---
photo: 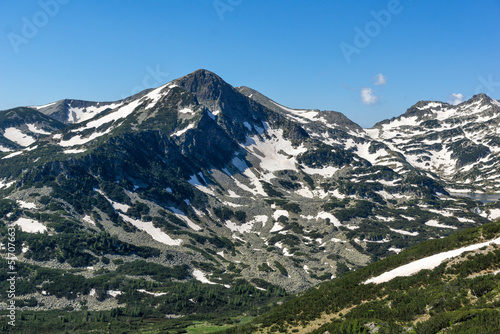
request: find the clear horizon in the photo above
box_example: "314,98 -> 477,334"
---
1,0 -> 499,127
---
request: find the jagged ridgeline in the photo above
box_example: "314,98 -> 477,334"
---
0,69 -> 499,333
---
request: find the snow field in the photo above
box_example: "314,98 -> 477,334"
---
3,128 -> 36,146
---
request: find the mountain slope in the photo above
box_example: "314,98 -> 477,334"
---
367,94 -> 500,193
229,220 -> 500,333
237,86 -> 424,180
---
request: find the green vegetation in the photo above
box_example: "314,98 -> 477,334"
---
1,226 -> 160,267
0,257 -> 287,333
226,221 -> 500,333
273,261 -> 288,277
297,144 -> 363,168
260,181 -> 285,198
335,200 -> 375,222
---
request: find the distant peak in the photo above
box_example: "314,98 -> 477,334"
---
192,68 -> 217,75
173,69 -> 231,93
412,100 -> 447,109
178,69 -> 224,82
469,93 -> 492,103
409,93 -> 494,109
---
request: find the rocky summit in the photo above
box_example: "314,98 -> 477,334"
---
0,70 -> 499,325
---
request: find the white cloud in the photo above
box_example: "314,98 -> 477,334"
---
448,93 -> 465,105
374,73 -> 386,85
361,87 -> 379,105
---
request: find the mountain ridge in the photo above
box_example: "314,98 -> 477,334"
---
367,91 -> 500,193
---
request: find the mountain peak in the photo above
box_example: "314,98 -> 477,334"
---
172,69 -> 262,123
468,92 -> 493,104
175,69 -> 227,88
191,68 -> 221,77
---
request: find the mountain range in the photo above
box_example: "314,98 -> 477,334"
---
1,69 -> 499,333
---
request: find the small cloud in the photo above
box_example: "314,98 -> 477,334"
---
448,93 -> 465,105
361,87 -> 379,105
374,73 -> 387,86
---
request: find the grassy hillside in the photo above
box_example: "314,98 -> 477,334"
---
225,221 -> 500,333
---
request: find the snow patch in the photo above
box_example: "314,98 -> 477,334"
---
283,248 -> 293,257
0,145 -> 13,152
17,200 -> 37,209
390,228 -> 419,236
365,236 -> 500,284
225,215 -> 267,234
119,213 -> 182,246
31,101 -> 58,109
316,211 -> 341,227
137,289 -> 167,297
192,269 -> 217,285
171,123 -> 195,137
243,122 -> 252,131
188,174 -> 216,196
3,128 -> 36,146
486,209 -> 500,220
425,220 -> 457,229
59,127 -> 113,147
178,107 -> 194,114
376,215 -> 395,222
63,148 -> 86,154
388,247 -> 403,254
107,290 -> 122,297
457,217 -> 475,223
95,189 -> 130,212
27,124 -> 51,135
12,218 -> 46,233
167,207 -> 202,231
273,210 -> 289,220
269,222 -> 284,233
68,102 -> 124,123
83,215 -> 95,225
242,129 -> 307,174
301,165 -> 339,177
227,190 -> 240,198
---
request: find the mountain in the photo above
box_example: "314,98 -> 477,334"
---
0,69 -> 498,332
237,85 -> 416,175
367,94 -> 500,193
228,220 -> 500,333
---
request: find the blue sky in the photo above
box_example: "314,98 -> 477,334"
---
1,0 -> 499,127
